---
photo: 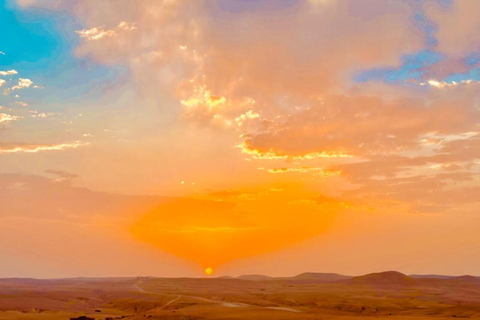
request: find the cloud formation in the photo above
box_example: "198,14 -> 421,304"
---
11,78 -> 33,90
0,70 -> 18,76
0,113 -> 19,124
7,0 -> 480,272
0,141 -> 88,154
75,21 -> 137,41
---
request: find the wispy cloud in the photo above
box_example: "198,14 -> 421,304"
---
420,79 -> 480,88
259,167 -> 341,176
237,141 -> 352,160
45,169 -> 79,182
0,141 -> 88,154
75,21 -> 137,41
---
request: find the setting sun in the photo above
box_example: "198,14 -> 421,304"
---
205,267 -> 213,275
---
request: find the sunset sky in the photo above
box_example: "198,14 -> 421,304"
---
1,0 -> 480,278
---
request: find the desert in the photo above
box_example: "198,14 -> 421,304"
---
1,272 -> 480,320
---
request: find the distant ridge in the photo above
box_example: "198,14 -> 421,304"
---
228,272 -> 351,282
350,271 -> 413,286
2,272 -> 479,282
410,274 -> 456,279
453,275 -> 480,283
228,272 -> 480,283
288,272 -> 351,282
237,274 -> 274,281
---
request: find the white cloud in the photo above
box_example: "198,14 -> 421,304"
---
76,27 -> 116,41
31,112 -> 47,118
421,79 -> 480,88
0,113 -> 20,124
11,78 -> 33,91
0,70 -> 18,76
76,21 -> 136,41
117,21 -> 137,31
16,101 -> 28,107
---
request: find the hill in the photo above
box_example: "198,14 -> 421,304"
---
349,271 -> 414,286
237,274 -> 274,281
289,272 -> 351,282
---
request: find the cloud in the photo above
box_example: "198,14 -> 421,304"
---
75,21 -> 137,41
237,140 -> 352,160
425,1 -> 480,55
259,166 -> 341,176
3,78 -> 35,95
0,141 -> 88,154
16,101 -> 28,107
0,79 -> 5,87
181,84 -> 227,114
420,79 -> 480,88
31,112 -> 49,118
59,0 -> 422,115
240,94 -> 479,158
0,113 -> 20,124
6,0 -> 480,276
235,110 -> 259,126
117,21 -> 137,31
75,27 -> 116,41
15,3 -> 480,181
0,70 -> 18,76
44,169 -> 79,181
11,78 -> 33,90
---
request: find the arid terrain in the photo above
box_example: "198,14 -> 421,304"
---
1,271 -> 480,320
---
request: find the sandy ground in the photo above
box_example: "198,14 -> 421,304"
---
1,272 -> 480,319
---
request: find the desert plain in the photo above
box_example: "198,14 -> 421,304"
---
1,271 -> 480,320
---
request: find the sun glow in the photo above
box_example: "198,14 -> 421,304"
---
205,267 -> 213,275
130,187 -> 341,269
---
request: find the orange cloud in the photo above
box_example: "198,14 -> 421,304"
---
240,95 -> 479,158
260,167 -> 341,176
12,0 -> 480,273
181,84 -> 227,113
237,141 -> 351,160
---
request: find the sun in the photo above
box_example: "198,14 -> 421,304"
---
205,267 -> 213,275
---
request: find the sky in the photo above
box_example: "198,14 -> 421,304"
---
0,0 -> 479,278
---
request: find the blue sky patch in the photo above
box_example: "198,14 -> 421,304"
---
0,0 -> 127,111
354,50 -> 443,84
